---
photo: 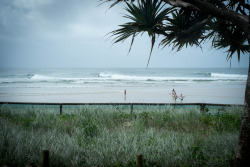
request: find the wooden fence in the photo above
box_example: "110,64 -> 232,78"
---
0,102 -> 243,114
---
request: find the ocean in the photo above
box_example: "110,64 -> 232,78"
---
0,68 -> 248,104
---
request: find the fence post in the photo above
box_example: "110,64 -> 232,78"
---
130,103 -> 133,114
42,150 -> 49,167
60,104 -> 62,115
200,104 -> 205,113
136,154 -> 143,167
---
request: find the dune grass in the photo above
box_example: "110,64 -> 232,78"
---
0,104 -> 243,167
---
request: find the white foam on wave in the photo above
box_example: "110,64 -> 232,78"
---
211,73 -> 247,78
26,72 -> 249,82
98,72 -> 172,81
31,74 -> 56,81
98,72 -> 247,82
98,73 -> 113,77
31,74 -> 86,82
29,74 -> 111,85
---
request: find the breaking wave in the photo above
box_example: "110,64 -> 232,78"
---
0,70 -> 247,88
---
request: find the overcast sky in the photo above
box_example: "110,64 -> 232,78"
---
0,0 -> 249,69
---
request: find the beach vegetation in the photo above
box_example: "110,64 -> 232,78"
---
0,104 -> 243,167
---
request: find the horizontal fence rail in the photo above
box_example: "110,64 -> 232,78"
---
0,102 -> 243,106
0,102 -> 243,114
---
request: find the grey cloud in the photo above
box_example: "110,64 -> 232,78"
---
0,0 -> 248,68
0,0 -> 123,40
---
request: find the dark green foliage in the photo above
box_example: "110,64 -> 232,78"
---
108,0 -> 173,67
201,109 -> 242,132
190,144 -> 207,167
59,113 -> 76,120
208,19 -> 250,62
104,0 -> 249,66
0,107 -> 36,128
82,118 -> 98,138
227,0 -> 249,13
109,0 -> 172,43
160,10 -> 209,51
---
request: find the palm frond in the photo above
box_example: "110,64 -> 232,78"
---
160,10 -> 209,51
209,19 -> 250,62
98,0 -> 132,9
127,32 -> 136,55
108,0 -> 173,67
147,34 -> 155,68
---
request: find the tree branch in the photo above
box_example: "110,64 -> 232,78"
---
162,0 -> 200,11
181,15 -> 213,35
102,0 -> 250,34
181,0 -> 250,34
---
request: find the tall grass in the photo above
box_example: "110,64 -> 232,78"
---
0,104 -> 243,167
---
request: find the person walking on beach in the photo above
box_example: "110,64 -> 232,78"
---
172,89 -> 178,102
172,89 -> 176,96
124,89 -> 127,101
180,93 -> 183,101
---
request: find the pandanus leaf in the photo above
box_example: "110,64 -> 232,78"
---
127,32 -> 136,55
147,34 -> 155,68
107,0 -> 173,67
210,19 -> 250,63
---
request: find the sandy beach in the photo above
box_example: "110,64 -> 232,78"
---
0,83 -> 245,104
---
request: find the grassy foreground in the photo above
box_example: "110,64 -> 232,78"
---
0,104 -> 243,167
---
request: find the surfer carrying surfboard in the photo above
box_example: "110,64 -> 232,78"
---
172,89 -> 178,101
172,89 -> 176,96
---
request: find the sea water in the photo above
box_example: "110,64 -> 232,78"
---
0,68 -> 247,104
